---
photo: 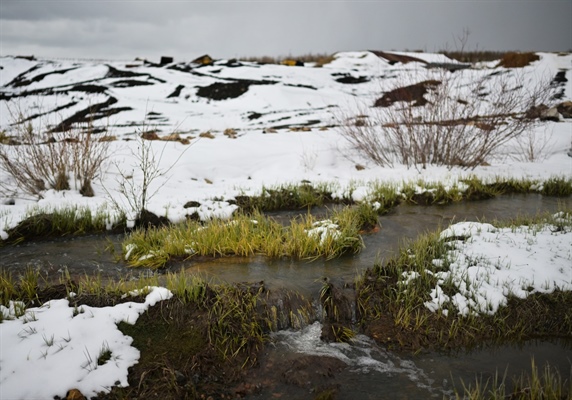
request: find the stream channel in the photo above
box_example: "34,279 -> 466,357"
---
1,194 -> 571,398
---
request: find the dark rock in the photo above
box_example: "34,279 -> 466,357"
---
225,59 -> 243,67
135,209 -> 170,229
556,101 -> 572,118
186,211 -> 201,222
552,70 -> 567,85
248,112 -> 262,120
160,56 -> 174,65
65,388 -> 86,400
192,54 -> 214,66
183,200 -> 201,208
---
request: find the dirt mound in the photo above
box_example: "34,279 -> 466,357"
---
333,73 -> 370,84
196,79 -> 276,101
374,80 -> 441,107
369,50 -> 427,65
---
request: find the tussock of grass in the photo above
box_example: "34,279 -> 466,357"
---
123,207 -> 368,268
455,359 -> 570,400
496,52 -> 540,68
3,176 -> 568,245
4,205 -> 125,244
358,209 -> 572,351
0,268 -> 313,398
540,176 -> 572,197
440,50 -> 509,63
234,182 -> 339,212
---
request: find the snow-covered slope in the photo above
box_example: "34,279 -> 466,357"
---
0,51 -> 570,232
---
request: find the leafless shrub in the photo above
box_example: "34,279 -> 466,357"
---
510,128 -> 555,162
0,103 -> 110,198
104,124 -> 190,222
340,69 -> 553,169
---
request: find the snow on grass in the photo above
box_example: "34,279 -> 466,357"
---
306,219 -> 342,245
416,213 -> 572,316
0,287 -> 172,400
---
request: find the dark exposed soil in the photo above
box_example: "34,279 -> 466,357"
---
552,70 -> 567,85
167,84 -> 185,98
8,67 -> 79,88
196,79 -> 276,100
369,50 -> 427,65
68,84 -> 108,94
374,80 -> 441,107
197,81 -> 251,100
111,79 -> 155,88
50,97 -> 133,132
105,65 -> 165,83
333,73 -> 370,84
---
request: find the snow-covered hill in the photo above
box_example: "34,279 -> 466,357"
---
0,51 -> 570,231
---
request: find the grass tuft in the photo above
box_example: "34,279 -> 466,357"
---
123,207 -> 366,268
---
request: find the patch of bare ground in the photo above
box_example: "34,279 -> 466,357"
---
374,80 -> 441,107
369,50 -> 427,65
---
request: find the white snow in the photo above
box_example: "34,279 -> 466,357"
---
0,50 -> 571,398
411,215 -> 572,316
0,287 -> 172,399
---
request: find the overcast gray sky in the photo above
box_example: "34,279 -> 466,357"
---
1,0 -> 570,62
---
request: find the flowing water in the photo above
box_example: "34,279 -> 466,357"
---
249,322 -> 572,399
1,194 -> 571,398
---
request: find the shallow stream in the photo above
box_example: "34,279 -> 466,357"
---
1,194 -> 571,398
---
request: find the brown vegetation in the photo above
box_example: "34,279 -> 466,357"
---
441,50 -> 508,63
497,52 -> 540,68
241,52 -> 335,67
